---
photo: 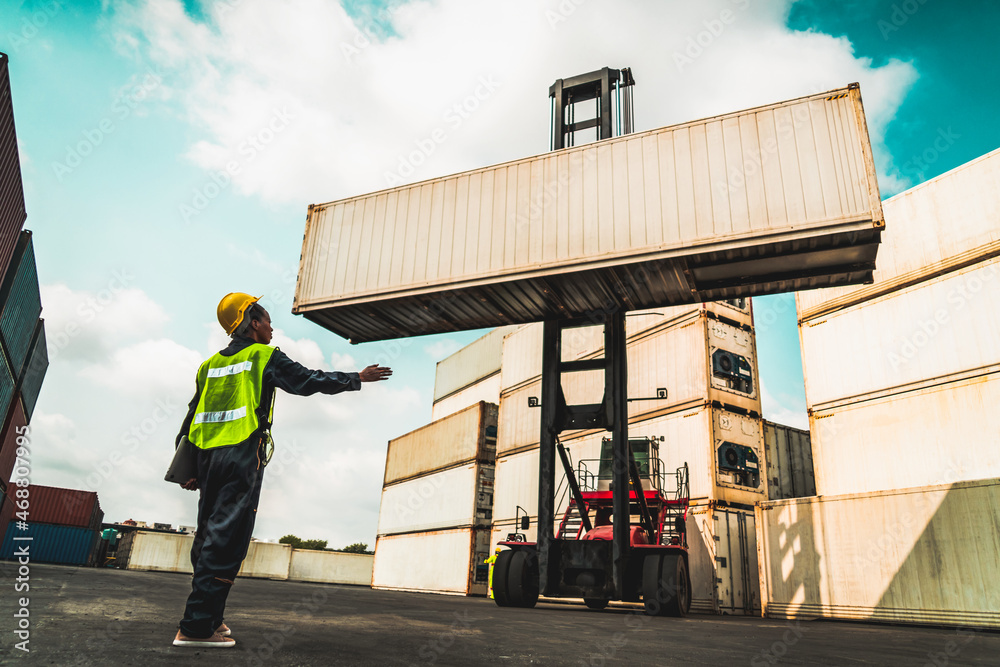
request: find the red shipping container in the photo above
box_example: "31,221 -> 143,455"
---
0,53 -> 27,280
3,483 -> 103,531
0,398 -> 26,492
0,494 -> 13,545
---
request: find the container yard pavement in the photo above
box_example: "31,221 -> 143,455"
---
1,564 -> 998,666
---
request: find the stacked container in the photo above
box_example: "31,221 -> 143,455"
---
765,147 -> 1000,627
0,53 -> 47,548
1,484 -> 103,566
431,325 -> 518,421
763,421 -> 815,500
372,401 -> 498,595
492,300 -> 769,614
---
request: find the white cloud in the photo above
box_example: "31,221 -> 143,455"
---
424,338 -> 460,362
109,0 -> 918,205
41,282 -> 170,362
78,338 -> 203,397
760,381 -> 809,430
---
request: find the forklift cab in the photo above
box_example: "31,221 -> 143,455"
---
597,436 -> 661,492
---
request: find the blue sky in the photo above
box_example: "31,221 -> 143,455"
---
2,0 -> 998,545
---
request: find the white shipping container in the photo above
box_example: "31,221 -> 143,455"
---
294,86 -> 882,344
288,549 -> 373,586
798,146 -> 1000,321
377,463 -> 494,536
383,401 -> 497,485
757,478 -> 1000,628
492,405 -> 766,524
809,369 -> 1000,497
764,421 -> 815,500
434,326 -> 518,402
687,504 -> 760,615
372,527 -> 492,595
499,304 -> 753,394
432,373 -> 502,422
498,316 -> 761,455
800,255 -> 1000,409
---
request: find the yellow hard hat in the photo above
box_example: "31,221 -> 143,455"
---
217,292 -> 262,335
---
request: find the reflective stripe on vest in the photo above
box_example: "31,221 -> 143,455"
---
188,344 -> 276,450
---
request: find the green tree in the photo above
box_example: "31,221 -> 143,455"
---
279,534 -> 302,549
300,539 -> 328,550
341,542 -> 371,554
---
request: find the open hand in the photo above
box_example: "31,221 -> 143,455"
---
359,364 -> 393,382
182,478 -> 198,491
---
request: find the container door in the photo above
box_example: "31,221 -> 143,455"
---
714,509 -> 760,615
468,528 -> 491,596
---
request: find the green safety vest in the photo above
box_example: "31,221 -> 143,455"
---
188,344 -> 276,450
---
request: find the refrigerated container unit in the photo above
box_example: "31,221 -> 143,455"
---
0,53 -> 26,280
497,313 -> 763,457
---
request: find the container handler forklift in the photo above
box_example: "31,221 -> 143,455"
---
489,69 -> 696,616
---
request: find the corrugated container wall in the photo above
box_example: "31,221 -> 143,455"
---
383,402 -> 497,485
294,85 -> 883,343
0,53 -> 26,280
0,399 -> 26,494
18,318 -> 46,420
800,255 -> 1000,410
763,421 -> 815,499
1,522 -> 98,566
4,484 -> 103,530
757,478 -> 1000,628
0,340 -> 13,427
0,231 -> 41,375
797,146 -> 1000,321
434,326 -> 518,402
372,527 -> 491,596
431,374 -> 502,422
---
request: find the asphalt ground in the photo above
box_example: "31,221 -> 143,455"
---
0,564 -> 997,666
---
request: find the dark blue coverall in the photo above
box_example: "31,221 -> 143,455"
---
175,335 -> 360,638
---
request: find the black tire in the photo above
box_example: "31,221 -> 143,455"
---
507,550 -> 539,608
584,598 -> 609,610
642,553 -> 663,616
492,549 -> 514,607
660,553 -> 691,617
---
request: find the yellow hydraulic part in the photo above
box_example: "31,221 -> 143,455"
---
485,547 -> 502,599
217,292 -> 262,335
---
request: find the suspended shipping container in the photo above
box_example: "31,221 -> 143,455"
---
294,85 -> 883,343
763,421 -> 815,500
798,146 -> 1000,321
383,401 -> 497,486
757,477 -> 1000,628
433,326 -> 518,403
0,53 -> 26,280
808,369 -> 1000,497
800,255 -> 1000,410
0,521 -> 98,566
4,484 -> 103,530
372,527 -> 492,596
0,231 -> 41,375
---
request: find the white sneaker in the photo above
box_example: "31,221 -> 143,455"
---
173,630 -> 236,648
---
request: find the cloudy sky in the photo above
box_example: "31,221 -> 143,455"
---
2,0 -> 998,547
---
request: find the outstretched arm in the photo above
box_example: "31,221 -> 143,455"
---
267,350 -> 391,396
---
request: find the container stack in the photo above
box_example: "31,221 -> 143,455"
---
0,52 -> 47,542
0,484 -> 103,566
757,147 -> 1000,628
371,401 -> 497,595
431,325 -> 518,421
491,300 -> 772,614
762,421 -> 815,500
